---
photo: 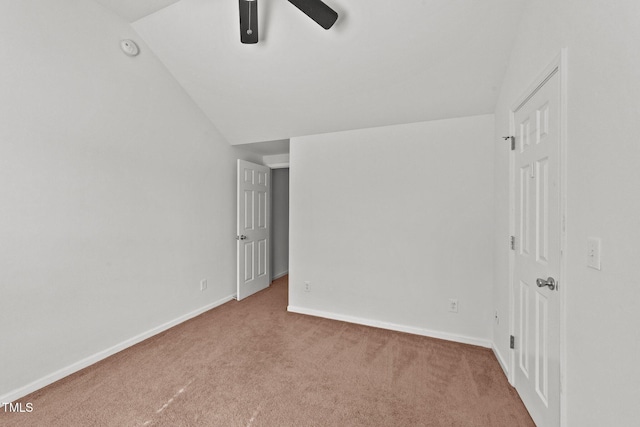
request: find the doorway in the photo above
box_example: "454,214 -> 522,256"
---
271,168 -> 289,281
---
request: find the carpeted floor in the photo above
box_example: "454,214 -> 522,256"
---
1,276 -> 534,426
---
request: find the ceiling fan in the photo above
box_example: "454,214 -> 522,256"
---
239,0 -> 338,44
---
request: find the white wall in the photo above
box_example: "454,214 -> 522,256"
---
289,115 -> 495,345
0,0 -> 258,400
271,169 -> 289,280
493,1 -> 640,424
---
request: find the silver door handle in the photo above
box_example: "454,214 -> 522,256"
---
236,235 -> 247,240
536,277 -> 556,291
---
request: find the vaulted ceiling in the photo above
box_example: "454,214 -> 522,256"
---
94,0 -> 181,23
96,0 -> 526,146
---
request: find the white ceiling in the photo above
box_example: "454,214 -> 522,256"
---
94,0 -> 181,22
104,0 -> 526,145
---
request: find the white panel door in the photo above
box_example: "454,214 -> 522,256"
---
513,69 -> 561,427
237,159 -> 270,300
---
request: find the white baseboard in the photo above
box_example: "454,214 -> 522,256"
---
287,305 -> 491,348
0,294 -> 236,404
272,270 -> 288,281
492,343 -> 510,378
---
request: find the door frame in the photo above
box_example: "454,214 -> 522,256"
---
507,49 -> 568,427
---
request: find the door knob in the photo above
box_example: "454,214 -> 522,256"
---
536,277 -> 556,291
236,235 -> 247,240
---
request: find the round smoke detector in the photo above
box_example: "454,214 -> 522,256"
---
120,39 -> 140,57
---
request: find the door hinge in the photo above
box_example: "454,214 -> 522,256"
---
510,335 -> 515,349
510,236 -> 516,251
502,135 -> 515,150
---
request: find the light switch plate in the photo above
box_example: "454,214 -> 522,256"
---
587,237 -> 601,270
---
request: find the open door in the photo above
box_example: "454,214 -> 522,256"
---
511,66 -> 562,427
236,159 -> 271,300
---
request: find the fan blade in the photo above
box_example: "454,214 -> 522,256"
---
287,0 -> 338,30
239,0 -> 258,44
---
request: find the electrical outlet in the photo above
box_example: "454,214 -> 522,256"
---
304,281 -> 311,292
448,298 -> 458,313
200,279 -> 207,291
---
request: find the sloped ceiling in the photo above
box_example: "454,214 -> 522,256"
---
94,0 -> 181,22
118,0 -> 524,145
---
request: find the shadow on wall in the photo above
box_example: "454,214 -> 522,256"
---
271,168 -> 289,280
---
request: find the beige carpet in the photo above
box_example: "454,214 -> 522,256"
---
1,276 -> 534,426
